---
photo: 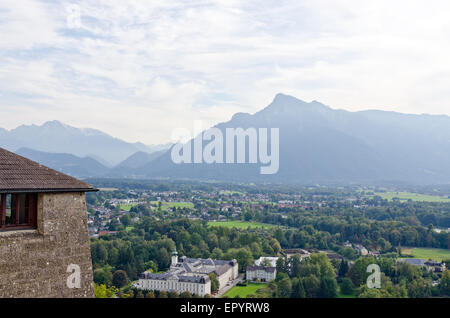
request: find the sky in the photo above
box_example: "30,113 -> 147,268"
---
1,0 -> 450,145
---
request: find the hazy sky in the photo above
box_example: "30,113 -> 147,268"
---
1,0 -> 450,144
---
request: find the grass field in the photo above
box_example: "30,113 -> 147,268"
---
120,204 -> 137,211
400,247 -> 450,261
208,220 -> 278,230
151,201 -> 194,211
222,283 -> 266,298
337,291 -> 355,298
372,191 -> 450,203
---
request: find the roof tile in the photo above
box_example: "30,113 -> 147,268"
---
0,147 -> 96,192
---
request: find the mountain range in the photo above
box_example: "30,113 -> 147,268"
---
141,94 -> 450,184
0,120 -> 170,166
15,147 -> 110,178
3,94 -> 450,184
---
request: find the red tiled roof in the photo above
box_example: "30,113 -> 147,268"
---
0,147 -> 96,193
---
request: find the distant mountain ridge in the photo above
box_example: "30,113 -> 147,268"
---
109,150 -> 168,177
3,94 -> 450,184
137,94 -> 450,184
0,120 -> 170,166
15,148 -> 109,178
14,147 -> 169,179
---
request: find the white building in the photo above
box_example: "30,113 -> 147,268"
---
354,244 -> 368,256
246,265 -> 276,282
135,248 -> 238,296
137,271 -> 211,296
255,256 -> 279,267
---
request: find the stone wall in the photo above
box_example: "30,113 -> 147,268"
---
0,192 -> 94,298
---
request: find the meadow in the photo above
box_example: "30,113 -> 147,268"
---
222,283 -> 266,298
372,191 -> 450,203
207,220 -> 278,230
119,204 -> 136,211
400,247 -> 450,261
150,201 -> 195,211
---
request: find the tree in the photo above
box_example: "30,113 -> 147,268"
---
407,278 -> 431,298
135,290 -> 144,298
319,276 -> 338,298
291,277 -> 306,298
120,214 -> 132,227
340,278 -> 355,295
209,273 -> 220,293
94,283 -> 118,298
338,247 -> 357,260
276,277 -> 292,298
159,291 -> 168,298
144,260 -> 157,273
145,290 -> 155,298
169,291 -> 179,298
289,254 -> 302,278
440,270 -> 450,296
358,287 -> 383,298
93,267 -> 113,286
261,258 -> 272,267
276,257 -> 286,274
302,275 -> 320,298
211,247 -> 223,260
180,291 -> 192,298
226,248 -> 253,272
270,238 -> 282,255
112,270 -> 129,288
348,257 -> 372,287
338,260 -> 349,278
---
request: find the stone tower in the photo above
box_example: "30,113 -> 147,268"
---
171,247 -> 178,267
0,147 -> 96,297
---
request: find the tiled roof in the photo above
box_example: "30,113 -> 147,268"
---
0,147 -> 96,193
140,271 -> 210,283
246,265 -> 276,273
398,259 -> 426,266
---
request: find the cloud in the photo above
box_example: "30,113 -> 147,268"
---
1,0 -> 450,144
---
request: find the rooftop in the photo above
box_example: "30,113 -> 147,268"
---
246,265 -> 276,273
398,259 -> 426,266
0,147 -> 97,193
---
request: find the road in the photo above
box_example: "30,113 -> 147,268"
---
214,274 -> 245,298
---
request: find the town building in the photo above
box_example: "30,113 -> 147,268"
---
246,265 -> 277,282
255,256 -> 279,267
0,147 -> 96,297
424,260 -> 447,272
398,258 -> 427,267
283,248 -> 311,260
135,248 -> 238,296
354,244 -> 369,256
398,259 -> 447,272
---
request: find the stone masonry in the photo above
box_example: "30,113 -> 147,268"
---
0,192 -> 94,298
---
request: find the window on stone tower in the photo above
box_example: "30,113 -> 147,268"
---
0,193 -> 37,231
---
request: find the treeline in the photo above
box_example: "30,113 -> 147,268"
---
248,207 -> 450,250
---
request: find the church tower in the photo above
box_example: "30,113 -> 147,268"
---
171,247 -> 178,266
